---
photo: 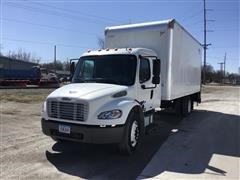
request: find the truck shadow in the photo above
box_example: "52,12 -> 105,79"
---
46,110 -> 240,179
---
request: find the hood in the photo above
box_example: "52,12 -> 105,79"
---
47,83 -> 128,100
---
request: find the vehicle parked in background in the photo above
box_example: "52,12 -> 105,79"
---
0,66 -> 41,86
40,68 -> 58,82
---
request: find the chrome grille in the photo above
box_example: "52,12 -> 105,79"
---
47,100 -> 88,121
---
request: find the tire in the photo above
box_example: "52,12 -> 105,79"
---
51,137 -> 66,143
174,98 -> 182,115
181,96 -> 192,116
191,100 -> 194,111
118,111 -> 143,155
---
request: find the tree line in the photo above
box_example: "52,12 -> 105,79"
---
41,60 -> 70,71
203,64 -> 240,84
2,48 -> 70,71
2,48 -> 239,83
6,49 -> 41,63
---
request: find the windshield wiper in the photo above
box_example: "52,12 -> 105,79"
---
74,78 -> 119,84
85,78 -> 119,85
73,78 -> 86,83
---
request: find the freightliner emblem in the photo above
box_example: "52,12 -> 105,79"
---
61,97 -> 72,101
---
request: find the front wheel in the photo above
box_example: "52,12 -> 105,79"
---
118,111 -> 143,155
51,137 -> 67,143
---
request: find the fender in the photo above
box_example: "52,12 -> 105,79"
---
93,97 -> 143,126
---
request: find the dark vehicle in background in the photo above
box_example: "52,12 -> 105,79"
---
0,66 -> 41,85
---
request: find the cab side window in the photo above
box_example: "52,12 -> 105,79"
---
81,60 -> 95,78
139,58 -> 151,83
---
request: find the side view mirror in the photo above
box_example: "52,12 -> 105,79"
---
152,59 -> 161,84
70,62 -> 75,76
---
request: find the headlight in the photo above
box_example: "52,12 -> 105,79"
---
42,101 -> 47,112
98,109 -> 122,119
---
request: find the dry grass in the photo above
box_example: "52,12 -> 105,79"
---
1,94 -> 45,103
0,89 -> 54,103
0,85 -> 235,103
2,109 -> 21,115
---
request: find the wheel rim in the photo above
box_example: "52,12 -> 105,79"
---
130,120 -> 139,147
187,99 -> 191,113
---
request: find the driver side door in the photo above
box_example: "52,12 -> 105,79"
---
137,57 -> 156,112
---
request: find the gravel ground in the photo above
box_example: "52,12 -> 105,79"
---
0,85 -> 239,180
139,85 -> 240,179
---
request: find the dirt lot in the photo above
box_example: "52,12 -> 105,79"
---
0,85 -> 239,179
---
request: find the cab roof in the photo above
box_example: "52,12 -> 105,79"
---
81,48 -> 157,58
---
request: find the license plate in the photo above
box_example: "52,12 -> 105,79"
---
59,124 -> 71,134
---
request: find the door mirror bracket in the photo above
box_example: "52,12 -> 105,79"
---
152,59 -> 161,84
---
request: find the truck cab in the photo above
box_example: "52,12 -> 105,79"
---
41,48 -> 161,154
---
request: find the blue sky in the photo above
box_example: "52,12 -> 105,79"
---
0,0 -> 239,73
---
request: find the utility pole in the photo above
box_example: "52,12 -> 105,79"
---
54,45 -> 56,73
218,62 -> 224,72
203,0 -> 213,84
0,44 -> 3,55
224,52 -> 226,77
218,62 -> 224,82
203,0 -> 207,84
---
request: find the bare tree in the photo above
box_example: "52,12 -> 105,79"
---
97,37 -> 105,49
41,60 -> 63,71
0,44 -> 3,56
63,60 -> 70,71
7,48 -> 41,63
201,64 -> 216,83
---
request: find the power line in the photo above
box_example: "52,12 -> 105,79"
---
5,2 -> 110,26
28,0 -> 122,24
3,38 -> 90,48
1,18 -> 98,36
181,10 -> 203,22
5,0 -> 238,4
215,29 -> 239,32
210,46 -> 239,49
185,20 -> 203,26
208,56 -> 239,61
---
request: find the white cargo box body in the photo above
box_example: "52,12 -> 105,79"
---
105,19 -> 202,101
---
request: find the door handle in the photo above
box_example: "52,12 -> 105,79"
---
141,84 -> 157,89
150,90 -> 154,99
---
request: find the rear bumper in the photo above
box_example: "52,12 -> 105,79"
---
41,118 -> 125,144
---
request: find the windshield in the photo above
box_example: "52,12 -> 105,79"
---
72,55 -> 137,86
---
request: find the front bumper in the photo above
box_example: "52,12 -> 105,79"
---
41,118 -> 125,144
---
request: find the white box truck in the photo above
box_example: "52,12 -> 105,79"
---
41,19 -> 202,154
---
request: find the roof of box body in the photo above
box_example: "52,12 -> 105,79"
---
105,19 -> 201,46
105,19 -> 172,33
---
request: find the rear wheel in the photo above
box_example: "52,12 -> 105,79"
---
118,111 -> 143,155
182,96 -> 192,116
191,99 -> 194,111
